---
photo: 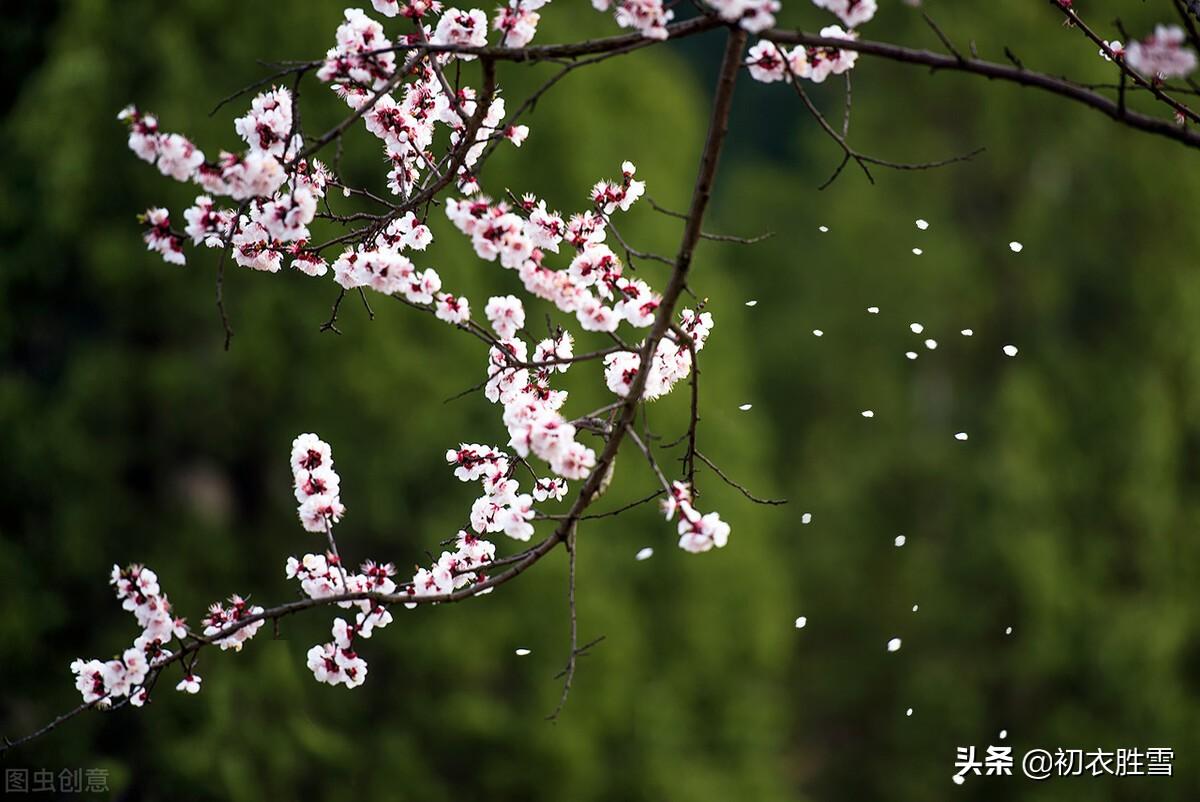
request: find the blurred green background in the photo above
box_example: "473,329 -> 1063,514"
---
3,1 -> 1199,799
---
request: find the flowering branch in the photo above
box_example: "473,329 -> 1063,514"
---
11,0 -> 1200,756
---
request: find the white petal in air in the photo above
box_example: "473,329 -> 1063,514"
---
739,403 -> 753,411
915,219 -> 929,230
635,547 -> 654,561
924,339 -> 938,350
812,329 -> 824,337
1003,345 -> 1019,357
953,776 -> 965,786
961,328 -> 974,336
1005,626 -> 1013,635
912,604 -> 920,612
801,512 -> 812,524
887,637 -> 902,652
745,300 -> 758,307
906,707 -> 914,716
999,730 -> 1008,740
794,616 -> 807,629
910,323 -> 924,334
862,410 -> 875,418
867,306 -> 879,314
1009,241 -> 1023,253
515,648 -> 531,656
912,248 -> 924,256
955,432 -> 969,441
894,535 -> 906,547
905,351 -> 918,360
818,225 -> 829,233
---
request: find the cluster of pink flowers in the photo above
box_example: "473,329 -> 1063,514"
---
201,595 -> 266,651
446,443 -> 538,540
329,212 -> 446,304
706,0 -> 781,34
592,0 -> 674,40
292,557 -> 399,688
810,0 -> 876,28
292,434 -> 346,533
591,160 -> 645,214
445,163 -> 663,335
604,307 -> 713,400
1126,25 -> 1198,80
405,529 -> 498,603
494,0 -> 549,48
119,4 -> 530,282
140,208 -> 185,266
117,105 -> 205,181
70,565 -> 188,707
662,481 -> 731,554
433,7 -> 489,50
745,28 -> 859,85
317,8 -> 398,104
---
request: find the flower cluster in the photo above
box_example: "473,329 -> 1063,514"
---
292,433 -> 346,533
1126,25 -> 1198,80
70,565 -> 188,707
592,0 -> 674,40
140,208 -> 185,266
317,8 -> 398,104
494,0 -> 549,47
405,529 -> 497,602
445,164 -> 662,336
292,557 -> 399,687
201,595 -> 266,651
603,307 -> 713,400
117,105 -> 205,181
446,443 -> 538,540
746,28 -> 859,85
811,0 -> 876,28
591,160 -> 645,214
661,481 -> 731,553
706,0 -> 781,33
329,212 -> 447,303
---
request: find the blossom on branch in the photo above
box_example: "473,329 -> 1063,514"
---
1126,25 -> 1198,80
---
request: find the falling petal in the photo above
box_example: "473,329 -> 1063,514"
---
515,648 -> 531,656
912,247 -> 924,256
961,328 -> 974,336
635,547 -> 654,561
1005,626 -> 1013,635
818,225 -> 829,233
955,432 -> 969,441
1003,344 -> 1019,357
887,637 -> 902,652
910,323 -> 924,334
924,338 -> 938,350
794,616 -> 807,629
812,329 -> 824,337
953,776 -> 965,786
905,351 -> 918,360
999,730 -> 1008,740
801,512 -> 812,524
739,403 -> 753,411
915,219 -> 929,230
1009,241 -> 1023,252
867,306 -> 880,314
862,410 -> 875,418
745,300 -> 758,307
894,535 -> 906,547
906,707 -> 914,716
912,604 -> 919,612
